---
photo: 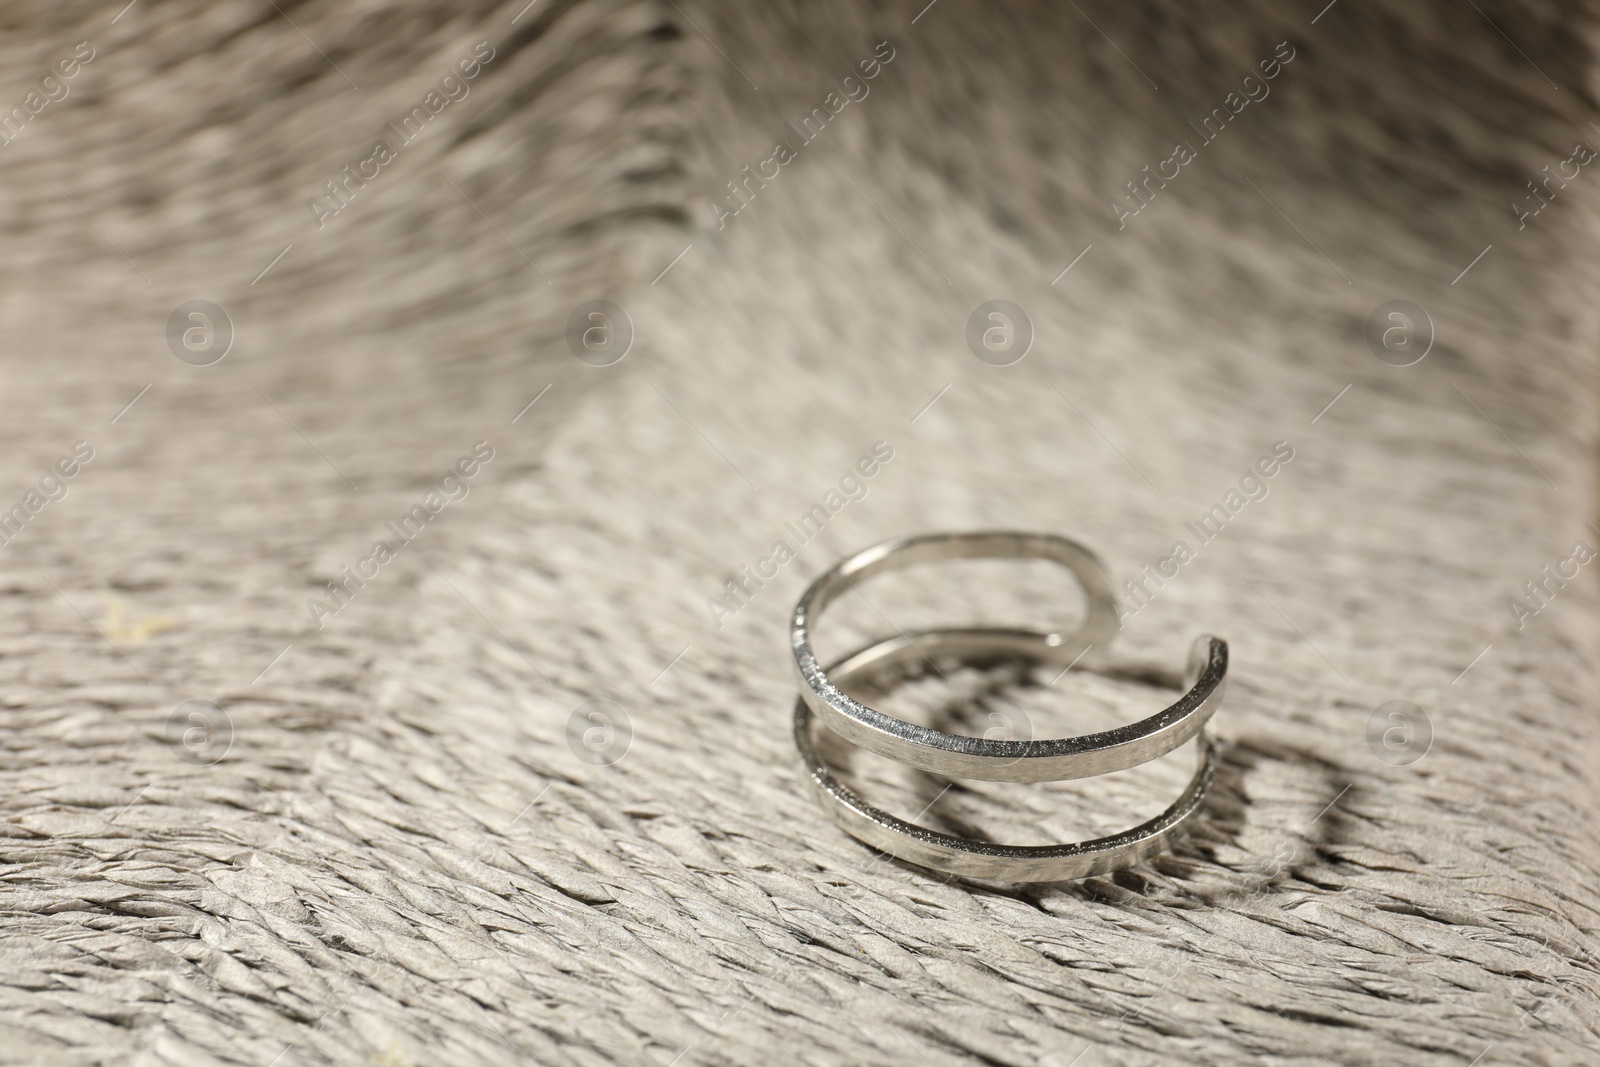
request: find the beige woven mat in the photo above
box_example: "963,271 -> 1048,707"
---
0,1 -> 1596,1063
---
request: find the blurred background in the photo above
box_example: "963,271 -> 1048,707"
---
1,1 -> 1598,1064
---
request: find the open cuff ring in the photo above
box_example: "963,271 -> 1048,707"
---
788,531 -> 1227,881
790,531 -> 1227,784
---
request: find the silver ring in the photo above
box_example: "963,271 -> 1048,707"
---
791,531 -> 1227,783
793,629 -> 1217,882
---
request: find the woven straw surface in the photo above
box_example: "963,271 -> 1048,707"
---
1,1 -> 1597,1063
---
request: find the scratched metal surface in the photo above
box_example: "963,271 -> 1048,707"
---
0,2 -> 1596,1063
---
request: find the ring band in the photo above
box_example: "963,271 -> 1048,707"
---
794,629 -> 1217,882
791,531 -> 1228,783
